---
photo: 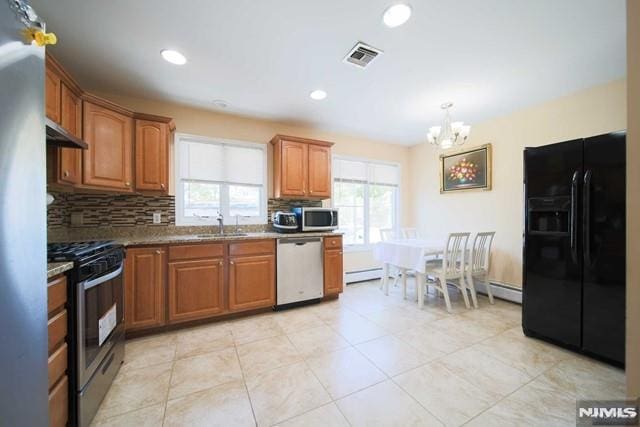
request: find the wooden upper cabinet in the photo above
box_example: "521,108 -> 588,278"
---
82,100 -> 134,191
56,83 -> 83,185
323,236 -> 344,295
168,258 -> 225,323
308,144 -> 332,198
45,67 -> 61,124
271,135 -> 333,199
125,247 -> 166,331
280,140 -> 307,197
135,119 -> 169,193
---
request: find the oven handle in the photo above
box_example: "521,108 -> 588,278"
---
83,262 -> 124,290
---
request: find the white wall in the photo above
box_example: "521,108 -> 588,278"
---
409,79 -> 626,288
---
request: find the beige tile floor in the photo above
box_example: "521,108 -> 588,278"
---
91,279 -> 626,427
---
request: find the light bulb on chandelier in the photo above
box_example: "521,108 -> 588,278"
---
427,102 -> 470,149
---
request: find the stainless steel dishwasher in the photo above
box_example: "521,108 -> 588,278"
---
276,237 -> 324,307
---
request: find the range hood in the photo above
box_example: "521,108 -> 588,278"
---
46,118 -> 88,149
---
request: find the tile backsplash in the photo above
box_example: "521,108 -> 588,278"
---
47,191 -> 322,230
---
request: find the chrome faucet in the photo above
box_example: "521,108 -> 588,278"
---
216,212 -> 224,235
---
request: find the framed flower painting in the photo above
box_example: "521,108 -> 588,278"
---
439,144 -> 492,193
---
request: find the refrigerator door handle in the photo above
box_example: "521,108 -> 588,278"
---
570,171 -> 579,262
583,169 -> 592,267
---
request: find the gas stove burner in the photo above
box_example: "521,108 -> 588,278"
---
47,240 -> 119,261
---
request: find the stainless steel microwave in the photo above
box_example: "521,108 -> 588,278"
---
291,207 -> 339,231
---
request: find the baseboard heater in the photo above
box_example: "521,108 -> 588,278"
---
472,281 -> 522,304
345,268 -> 383,284
345,268 -> 522,304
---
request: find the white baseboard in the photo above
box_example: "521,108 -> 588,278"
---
345,268 -> 383,283
474,281 -> 522,304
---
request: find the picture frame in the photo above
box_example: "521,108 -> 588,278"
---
439,143 -> 492,193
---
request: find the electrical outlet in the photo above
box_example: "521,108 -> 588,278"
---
153,212 -> 162,224
70,212 -> 83,226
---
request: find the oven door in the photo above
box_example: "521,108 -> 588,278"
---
77,262 -> 124,389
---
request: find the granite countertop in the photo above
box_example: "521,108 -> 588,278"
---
48,230 -> 344,247
47,262 -> 74,280
111,231 -> 344,247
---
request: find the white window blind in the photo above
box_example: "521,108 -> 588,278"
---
175,135 -> 267,226
333,156 -> 400,246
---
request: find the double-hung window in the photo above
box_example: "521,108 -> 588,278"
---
332,156 -> 400,247
175,134 -> 267,226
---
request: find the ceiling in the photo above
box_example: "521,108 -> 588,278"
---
32,0 -> 626,145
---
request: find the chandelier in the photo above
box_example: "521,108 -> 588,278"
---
426,102 -> 471,149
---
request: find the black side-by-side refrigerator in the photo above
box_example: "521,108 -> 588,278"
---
523,131 -> 626,366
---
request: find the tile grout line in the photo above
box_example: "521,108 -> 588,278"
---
460,355 -> 571,425
233,342 -> 260,427
160,350 -> 177,427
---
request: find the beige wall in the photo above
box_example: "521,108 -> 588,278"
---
408,79 -> 627,288
627,0 -> 639,400
94,91 -> 412,272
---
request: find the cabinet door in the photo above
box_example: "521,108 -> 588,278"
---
323,249 -> 344,295
228,254 -> 275,311
308,144 -> 331,198
83,101 -> 133,190
125,247 -> 166,331
135,120 -> 169,193
168,258 -> 225,323
57,83 -> 82,185
280,140 -> 308,197
45,67 -> 61,123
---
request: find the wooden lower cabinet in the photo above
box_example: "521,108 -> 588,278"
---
323,236 -> 344,295
229,254 -> 276,311
125,247 -> 166,331
48,375 -> 68,427
47,275 -> 69,427
168,258 -> 225,323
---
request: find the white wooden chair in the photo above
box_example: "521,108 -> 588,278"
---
401,228 -> 418,239
466,232 -> 496,306
380,228 -> 395,242
420,232 -> 471,313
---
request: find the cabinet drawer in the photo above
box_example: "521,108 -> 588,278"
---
324,236 -> 343,250
48,310 -> 67,355
47,276 -> 67,315
48,343 -> 67,390
169,243 -> 224,261
229,240 -> 275,257
49,375 -> 68,427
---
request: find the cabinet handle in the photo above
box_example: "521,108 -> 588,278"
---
339,251 -> 343,255
155,250 -> 161,254
219,261 -> 223,266
160,183 -> 165,189
63,171 -> 70,177
125,181 -> 131,187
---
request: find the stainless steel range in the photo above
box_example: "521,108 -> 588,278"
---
48,241 -> 125,427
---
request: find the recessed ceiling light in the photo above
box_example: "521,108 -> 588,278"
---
212,99 -> 228,108
309,90 -> 327,100
383,4 -> 412,28
160,49 -> 187,65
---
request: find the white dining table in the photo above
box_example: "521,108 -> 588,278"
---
373,238 -> 445,306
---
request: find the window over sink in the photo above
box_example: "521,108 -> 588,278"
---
332,156 -> 400,247
175,134 -> 267,226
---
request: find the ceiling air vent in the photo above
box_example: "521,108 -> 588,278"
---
343,42 -> 383,69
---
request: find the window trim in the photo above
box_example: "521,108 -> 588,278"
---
332,155 -> 401,249
174,133 -> 268,226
